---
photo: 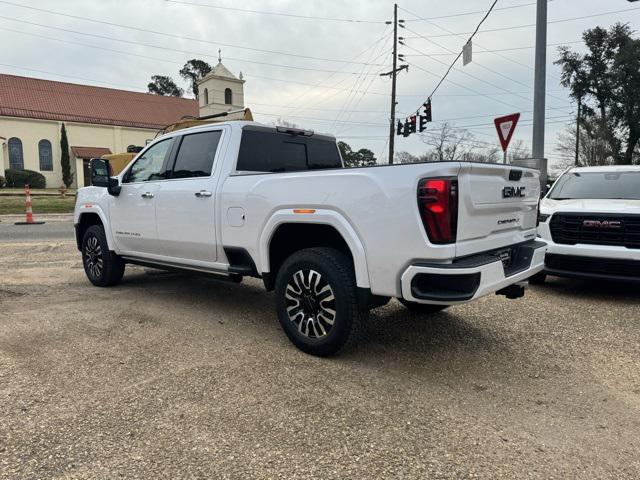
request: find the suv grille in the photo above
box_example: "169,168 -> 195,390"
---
549,213 -> 640,249
546,254 -> 640,278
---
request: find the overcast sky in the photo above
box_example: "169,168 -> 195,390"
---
1,0 -> 639,168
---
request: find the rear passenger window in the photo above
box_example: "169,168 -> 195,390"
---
237,130 -> 342,173
171,131 -> 222,179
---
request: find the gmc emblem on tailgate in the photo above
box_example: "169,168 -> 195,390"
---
582,220 -> 622,229
502,186 -> 526,198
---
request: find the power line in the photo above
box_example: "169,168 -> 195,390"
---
419,0 -> 498,105
400,6 -> 566,87
1,62 -> 572,124
0,15 -> 384,75
406,60 -> 525,111
0,26 -> 397,100
403,40 -> 583,56
0,0 -> 387,66
0,62 -> 147,92
0,26 -> 569,101
165,0 -> 386,24
403,0 -> 548,22
404,6 -> 640,39
401,41 -> 536,104
401,23 -> 569,105
275,29 -> 392,118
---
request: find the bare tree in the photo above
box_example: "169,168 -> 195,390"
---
507,139 -> 530,161
419,123 -> 476,161
555,118 -> 613,167
395,151 -> 419,164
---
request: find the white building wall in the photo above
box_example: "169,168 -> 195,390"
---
0,116 -> 156,188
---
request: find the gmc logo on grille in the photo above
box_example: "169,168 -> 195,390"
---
502,186 -> 526,198
582,220 -> 623,229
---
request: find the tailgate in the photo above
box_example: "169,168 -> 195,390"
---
456,163 -> 540,257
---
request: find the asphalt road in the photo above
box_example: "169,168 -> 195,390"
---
0,219 -> 75,243
1,239 -> 639,479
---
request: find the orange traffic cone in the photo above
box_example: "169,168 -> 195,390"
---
14,184 -> 45,225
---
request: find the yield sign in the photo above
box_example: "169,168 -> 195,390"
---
494,113 -> 520,152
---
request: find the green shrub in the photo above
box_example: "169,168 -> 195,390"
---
4,169 -> 46,189
0,175 -> 5,188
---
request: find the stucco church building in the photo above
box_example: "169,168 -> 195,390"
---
0,59 -> 245,188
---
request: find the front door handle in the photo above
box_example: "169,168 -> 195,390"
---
141,192 -> 154,199
195,190 -> 213,198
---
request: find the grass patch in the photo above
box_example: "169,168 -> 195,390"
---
0,195 -> 76,215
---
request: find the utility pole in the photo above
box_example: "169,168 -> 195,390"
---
532,0 -> 547,159
381,4 -> 407,163
386,4 -> 399,164
574,97 -> 582,166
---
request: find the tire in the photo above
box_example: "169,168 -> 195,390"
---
398,298 -> 448,314
528,272 -> 547,285
82,225 -> 125,287
275,247 -> 364,357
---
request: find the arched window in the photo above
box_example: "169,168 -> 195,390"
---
203,88 -> 209,105
7,137 -> 23,170
224,88 -> 233,105
38,139 -> 53,171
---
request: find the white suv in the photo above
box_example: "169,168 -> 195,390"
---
534,166 -> 640,284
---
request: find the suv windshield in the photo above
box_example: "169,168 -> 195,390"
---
548,171 -> 640,200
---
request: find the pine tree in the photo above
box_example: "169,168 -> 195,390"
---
60,123 -> 74,188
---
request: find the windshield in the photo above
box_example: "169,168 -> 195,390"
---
548,171 -> 640,200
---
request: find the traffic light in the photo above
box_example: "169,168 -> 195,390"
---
397,121 -> 404,136
408,115 -> 417,134
424,99 -> 432,122
419,115 -> 428,132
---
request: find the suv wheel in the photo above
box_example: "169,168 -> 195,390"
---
398,299 -> 448,314
275,248 -> 364,357
82,225 -> 125,287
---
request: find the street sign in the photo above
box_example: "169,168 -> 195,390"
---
494,113 -> 520,152
463,40 -> 473,66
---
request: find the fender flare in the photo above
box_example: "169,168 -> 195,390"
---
76,206 -> 114,251
258,209 -> 371,288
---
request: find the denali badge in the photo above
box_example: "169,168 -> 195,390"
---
502,186 -> 526,198
582,220 -> 622,229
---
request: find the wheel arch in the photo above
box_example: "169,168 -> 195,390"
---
259,210 -> 370,290
76,210 -> 113,251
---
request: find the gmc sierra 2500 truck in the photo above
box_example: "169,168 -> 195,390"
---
75,121 -> 546,356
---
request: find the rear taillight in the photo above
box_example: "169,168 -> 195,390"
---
417,177 -> 458,244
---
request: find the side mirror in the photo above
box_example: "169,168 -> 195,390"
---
90,158 -> 121,196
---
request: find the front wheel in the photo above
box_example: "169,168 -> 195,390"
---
82,225 -> 125,287
398,298 -> 448,314
275,248 -> 364,357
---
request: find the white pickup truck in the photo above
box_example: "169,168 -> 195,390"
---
75,121 -> 545,356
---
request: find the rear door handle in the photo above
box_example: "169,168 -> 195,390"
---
195,190 -> 213,198
141,192 -> 154,199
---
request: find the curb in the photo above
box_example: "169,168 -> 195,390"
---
0,213 -> 73,223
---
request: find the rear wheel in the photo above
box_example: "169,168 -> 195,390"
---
398,298 -> 448,314
275,248 -> 364,357
528,272 -> 547,285
82,225 -> 125,287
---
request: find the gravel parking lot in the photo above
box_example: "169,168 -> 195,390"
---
1,232 -> 639,479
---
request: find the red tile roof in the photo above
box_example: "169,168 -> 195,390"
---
0,74 -> 198,130
70,146 -> 112,159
